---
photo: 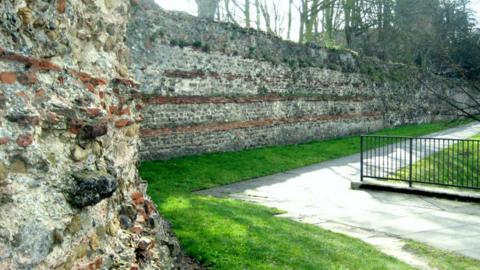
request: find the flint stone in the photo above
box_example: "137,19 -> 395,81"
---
80,124 -> 108,139
14,224 -> 53,267
119,215 -> 133,230
118,204 -> 137,230
68,171 -> 117,208
119,204 -> 137,221
6,111 -> 40,126
0,93 -> 6,109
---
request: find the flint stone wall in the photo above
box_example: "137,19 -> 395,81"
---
129,1 -> 464,160
0,1 -> 197,269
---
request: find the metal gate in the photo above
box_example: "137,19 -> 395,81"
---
360,136 -> 480,190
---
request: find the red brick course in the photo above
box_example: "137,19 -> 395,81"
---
0,50 -> 61,72
0,48 -> 135,92
146,94 -> 370,105
141,112 -> 381,137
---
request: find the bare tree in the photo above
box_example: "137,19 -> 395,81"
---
418,56 -> 480,122
323,0 -> 336,43
245,0 -> 251,27
230,0 -> 252,27
221,0 -> 240,25
195,0 -> 221,19
259,0 -> 273,33
304,0 -> 321,43
259,0 -> 284,35
299,0 -> 308,42
255,0 -> 261,29
287,0 -> 293,39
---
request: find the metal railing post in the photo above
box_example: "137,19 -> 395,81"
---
409,137 -> 413,188
357,135 -> 479,190
360,136 -> 364,182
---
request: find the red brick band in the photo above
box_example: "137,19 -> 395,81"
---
140,112 -> 381,137
0,48 -> 137,89
146,94 -> 371,105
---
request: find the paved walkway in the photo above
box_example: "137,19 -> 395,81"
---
199,122 -> 480,268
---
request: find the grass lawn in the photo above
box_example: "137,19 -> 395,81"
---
395,133 -> 480,190
155,195 -> 412,269
140,120 -> 477,270
404,241 -> 480,270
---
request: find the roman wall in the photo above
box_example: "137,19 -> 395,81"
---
129,1 -> 459,160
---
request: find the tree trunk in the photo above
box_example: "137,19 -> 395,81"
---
305,0 -> 321,43
245,0 -> 251,27
260,0 -> 273,33
299,0 -> 308,42
344,0 -> 355,47
324,0 -> 335,43
255,0 -> 261,30
287,0 -> 293,39
195,0 -> 220,19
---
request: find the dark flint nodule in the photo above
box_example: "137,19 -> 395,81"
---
68,171 -> 117,208
80,124 -> 108,139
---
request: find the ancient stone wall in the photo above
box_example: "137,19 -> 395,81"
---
0,1 -> 196,269
129,1 -> 462,160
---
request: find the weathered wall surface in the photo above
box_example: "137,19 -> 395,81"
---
0,1 -> 196,269
129,1 -> 460,160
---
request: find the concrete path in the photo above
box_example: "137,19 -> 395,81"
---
199,122 -> 480,268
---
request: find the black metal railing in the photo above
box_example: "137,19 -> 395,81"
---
360,135 -> 480,190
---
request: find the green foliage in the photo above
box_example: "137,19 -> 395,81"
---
192,40 -> 203,49
149,29 -> 164,42
359,61 -> 387,82
324,39 -> 345,51
248,46 -> 256,57
201,43 -> 211,53
170,39 -> 190,48
349,0 -> 479,77
257,86 -> 269,96
169,39 -> 211,53
358,57 -> 416,82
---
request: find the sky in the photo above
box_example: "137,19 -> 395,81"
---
473,0 -> 480,23
156,0 -> 196,15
